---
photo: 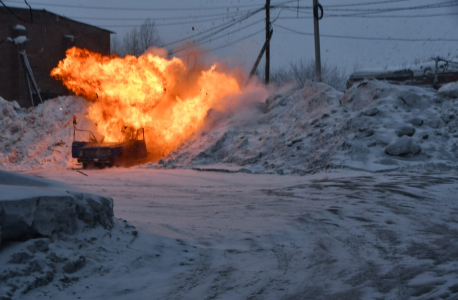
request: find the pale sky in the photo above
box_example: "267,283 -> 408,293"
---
4,0 -> 458,73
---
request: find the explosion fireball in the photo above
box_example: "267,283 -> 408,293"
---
51,47 -> 247,160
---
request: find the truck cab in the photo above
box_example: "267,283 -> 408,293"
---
72,128 -> 148,169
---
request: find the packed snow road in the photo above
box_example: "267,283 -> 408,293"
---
21,169 -> 458,300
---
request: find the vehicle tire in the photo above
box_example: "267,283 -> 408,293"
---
82,163 -> 88,169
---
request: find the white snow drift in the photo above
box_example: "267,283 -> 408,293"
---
0,170 -> 116,298
0,96 -> 90,171
154,80 -> 458,174
1,80 -> 458,173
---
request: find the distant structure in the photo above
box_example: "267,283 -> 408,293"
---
0,7 -> 113,108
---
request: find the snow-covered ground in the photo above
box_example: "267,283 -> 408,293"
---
3,168 -> 456,300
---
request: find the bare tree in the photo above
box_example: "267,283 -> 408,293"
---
256,59 -> 347,91
111,19 -> 162,57
139,19 -> 161,52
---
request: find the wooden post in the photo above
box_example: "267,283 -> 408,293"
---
249,29 -> 273,79
265,0 -> 271,85
22,58 -> 34,107
313,0 -> 322,82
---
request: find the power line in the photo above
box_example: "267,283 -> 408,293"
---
276,9 -> 458,18
0,0 -> 29,22
66,10 -> 250,21
327,12 -> 458,18
171,19 -> 265,54
2,0 -> 262,11
93,16 -> 249,28
325,0 -> 414,8
280,1 -> 458,12
277,16 -> 312,19
193,28 -> 265,55
286,1 -> 458,18
162,8 -> 263,48
324,1 -> 458,12
274,23 -> 458,42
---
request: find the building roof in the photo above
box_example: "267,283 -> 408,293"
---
1,6 -> 115,34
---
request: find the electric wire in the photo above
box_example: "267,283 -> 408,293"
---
189,28 -> 264,55
274,23 -> 458,42
325,0 -> 414,8
162,8 -> 263,48
279,1 -> 458,12
170,18 -> 265,54
274,8 -> 458,19
324,1 -> 458,12
2,0 -> 262,11
94,15 -> 250,28
66,10 -> 251,21
0,0 -> 29,22
326,12 -> 458,18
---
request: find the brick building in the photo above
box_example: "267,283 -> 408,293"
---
0,7 -> 113,108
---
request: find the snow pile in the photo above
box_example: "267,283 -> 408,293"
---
153,80 -> 458,174
1,80 -> 458,174
0,171 -> 211,300
0,170 -> 113,245
0,96 -> 90,171
439,81 -> 458,99
0,171 -> 120,297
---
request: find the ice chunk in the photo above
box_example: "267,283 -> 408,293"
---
396,125 -> 415,137
439,81 -> 458,99
385,136 -> 421,156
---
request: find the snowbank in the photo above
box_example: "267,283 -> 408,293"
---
439,81 -> 458,99
0,171 -> 121,297
152,80 -> 458,174
0,170 -> 113,246
1,80 -> 458,174
0,96 -> 90,171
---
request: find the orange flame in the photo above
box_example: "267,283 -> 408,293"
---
51,47 -> 243,159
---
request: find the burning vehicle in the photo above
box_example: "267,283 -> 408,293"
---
51,47 -> 247,162
72,127 -> 148,168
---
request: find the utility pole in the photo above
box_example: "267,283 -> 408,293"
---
313,0 -> 322,82
248,29 -> 273,81
265,0 -> 271,85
